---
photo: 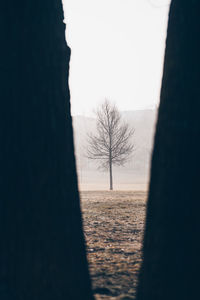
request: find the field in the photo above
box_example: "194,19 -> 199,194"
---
80,191 -> 147,300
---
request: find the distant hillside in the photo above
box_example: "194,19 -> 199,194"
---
72,109 -> 157,190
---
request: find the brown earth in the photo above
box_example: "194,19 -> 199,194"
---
80,191 -> 147,300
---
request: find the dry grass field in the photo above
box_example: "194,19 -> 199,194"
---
80,191 -> 147,300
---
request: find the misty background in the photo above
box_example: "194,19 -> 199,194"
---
63,0 -> 170,189
73,108 -> 157,190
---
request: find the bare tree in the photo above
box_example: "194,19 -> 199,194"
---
87,100 -> 134,190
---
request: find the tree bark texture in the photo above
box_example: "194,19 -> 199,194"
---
137,1 -> 200,299
0,1 -> 93,299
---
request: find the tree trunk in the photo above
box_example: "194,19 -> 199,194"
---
136,1 -> 200,299
0,1 -> 93,299
109,158 -> 113,190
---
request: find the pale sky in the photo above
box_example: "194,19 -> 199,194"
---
63,0 -> 170,116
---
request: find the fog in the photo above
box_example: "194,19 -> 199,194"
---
63,0 -> 169,116
73,109 -> 157,190
63,1 -> 170,189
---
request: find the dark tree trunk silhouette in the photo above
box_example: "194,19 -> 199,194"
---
0,1 -> 93,299
137,1 -> 200,299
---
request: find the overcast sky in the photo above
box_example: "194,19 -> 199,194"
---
63,0 -> 170,116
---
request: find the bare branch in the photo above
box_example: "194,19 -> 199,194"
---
86,100 -> 134,172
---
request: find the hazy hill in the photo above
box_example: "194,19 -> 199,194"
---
72,109 -> 157,190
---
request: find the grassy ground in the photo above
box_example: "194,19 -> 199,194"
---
80,191 -> 147,300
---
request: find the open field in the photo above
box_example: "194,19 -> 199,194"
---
81,191 -> 147,300
79,183 -> 148,192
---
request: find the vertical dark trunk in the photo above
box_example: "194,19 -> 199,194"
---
0,1 -> 93,299
137,1 -> 200,300
109,158 -> 113,190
